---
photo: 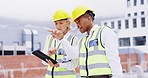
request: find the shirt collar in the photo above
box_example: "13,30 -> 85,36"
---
89,24 -> 98,36
63,30 -> 71,39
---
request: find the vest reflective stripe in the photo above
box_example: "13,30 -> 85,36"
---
80,63 -> 110,70
44,36 -> 52,53
56,59 -> 62,63
46,70 -> 75,76
80,50 -> 105,57
45,74 -> 75,78
80,68 -> 112,76
67,35 -> 73,42
79,26 -> 112,76
48,36 -> 53,49
45,35 -> 76,78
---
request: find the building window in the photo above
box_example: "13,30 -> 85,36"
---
141,17 -> 145,27
127,0 -> 131,7
141,11 -> 145,15
119,37 -> 130,47
141,0 -> 144,5
134,12 -> 137,16
17,51 -> 25,55
133,36 -> 146,46
0,50 -> 2,56
133,18 -> 137,28
104,22 -> 107,26
4,51 -> 13,55
125,20 -> 129,29
118,21 -> 121,29
134,0 -> 137,6
127,13 -> 131,17
111,22 -> 114,29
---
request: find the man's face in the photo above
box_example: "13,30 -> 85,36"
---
74,15 -> 89,33
54,19 -> 70,34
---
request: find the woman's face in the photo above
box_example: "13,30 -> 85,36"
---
54,19 -> 70,34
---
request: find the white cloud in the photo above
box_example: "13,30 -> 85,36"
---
0,0 -> 126,21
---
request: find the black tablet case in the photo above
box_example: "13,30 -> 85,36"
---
32,50 -> 58,64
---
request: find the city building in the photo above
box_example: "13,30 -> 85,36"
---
0,24 -> 49,56
0,23 -> 82,78
100,0 -> 148,72
0,24 -> 49,78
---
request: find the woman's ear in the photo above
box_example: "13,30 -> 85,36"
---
67,20 -> 70,24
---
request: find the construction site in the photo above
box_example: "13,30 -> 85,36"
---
1,0 -> 148,78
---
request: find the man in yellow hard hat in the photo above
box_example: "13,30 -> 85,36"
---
71,6 -> 123,78
42,9 -> 80,78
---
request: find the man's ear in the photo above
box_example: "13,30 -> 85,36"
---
87,15 -> 92,21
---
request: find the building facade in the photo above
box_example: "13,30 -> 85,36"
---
0,24 -> 49,56
101,0 -> 148,53
100,0 -> 148,72
0,24 -> 81,56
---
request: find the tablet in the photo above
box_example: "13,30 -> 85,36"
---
32,50 -> 58,64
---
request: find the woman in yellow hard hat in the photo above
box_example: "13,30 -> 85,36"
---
42,9 -> 80,78
71,5 -> 123,78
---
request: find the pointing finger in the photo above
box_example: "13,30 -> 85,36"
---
47,30 -> 53,32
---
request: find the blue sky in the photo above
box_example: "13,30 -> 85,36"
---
0,0 -> 126,21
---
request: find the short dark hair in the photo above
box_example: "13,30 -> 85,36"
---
85,10 -> 95,21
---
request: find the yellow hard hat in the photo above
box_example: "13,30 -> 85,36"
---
72,5 -> 93,21
53,9 -> 71,21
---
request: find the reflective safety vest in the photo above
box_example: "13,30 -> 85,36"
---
45,35 -> 76,78
79,26 -> 112,76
